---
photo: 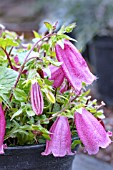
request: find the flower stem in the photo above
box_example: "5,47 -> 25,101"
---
5,33 -> 56,112
1,47 -> 13,69
13,33 -> 55,89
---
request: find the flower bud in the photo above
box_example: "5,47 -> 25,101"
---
31,82 -> 44,115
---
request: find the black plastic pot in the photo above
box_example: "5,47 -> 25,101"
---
89,36 -> 113,106
0,144 -> 75,170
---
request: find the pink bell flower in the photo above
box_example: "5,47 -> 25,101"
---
44,65 -> 65,88
0,103 -> 6,154
13,56 -> 27,74
60,82 -> 70,94
74,108 -> 112,155
31,82 -> 44,115
55,40 -> 96,92
42,116 -> 73,157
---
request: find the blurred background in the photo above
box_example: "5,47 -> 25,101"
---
0,0 -> 113,168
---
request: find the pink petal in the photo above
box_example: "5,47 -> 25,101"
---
55,40 -> 96,92
14,55 -> 19,65
0,104 -> 6,154
42,116 -> 73,157
44,65 -> 65,88
74,108 -> 111,155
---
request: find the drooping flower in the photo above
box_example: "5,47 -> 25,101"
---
0,103 -> 6,154
44,65 -> 65,88
60,82 -> 70,94
31,81 -> 44,115
74,108 -> 111,155
42,116 -> 73,157
55,40 -> 96,92
13,56 -> 27,74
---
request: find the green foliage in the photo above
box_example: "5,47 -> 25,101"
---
0,67 -> 18,95
0,38 -> 18,48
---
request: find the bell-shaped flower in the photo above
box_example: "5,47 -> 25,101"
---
74,108 -> 111,155
60,82 -> 70,94
42,116 -> 73,157
44,65 -> 65,88
13,56 -> 27,74
0,103 -> 6,154
31,81 -> 44,115
55,40 -> 96,92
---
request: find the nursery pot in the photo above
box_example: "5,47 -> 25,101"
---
89,36 -> 113,106
0,144 -> 76,170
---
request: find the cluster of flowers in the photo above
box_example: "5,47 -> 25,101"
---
0,39 -> 112,157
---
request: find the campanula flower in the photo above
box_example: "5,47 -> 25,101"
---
42,116 -> 73,157
55,40 -> 96,92
31,82 -> 44,115
74,108 -> 111,155
44,65 -> 65,88
0,103 -> 6,154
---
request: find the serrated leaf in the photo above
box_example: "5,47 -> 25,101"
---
0,66 -> 18,94
0,38 -> 18,49
13,88 -> 27,102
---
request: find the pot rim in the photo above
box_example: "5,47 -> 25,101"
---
4,136 -> 79,150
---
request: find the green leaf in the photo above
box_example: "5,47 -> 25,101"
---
65,23 -> 76,33
33,31 -> 41,38
26,110 -> 35,117
11,108 -> 23,120
94,110 -> 105,119
0,66 -> 18,94
0,94 -> 11,107
46,90 -> 55,103
44,22 -> 53,32
0,38 -> 18,49
13,88 -> 27,102
71,140 -> 81,149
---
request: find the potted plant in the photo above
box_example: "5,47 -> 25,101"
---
0,22 -> 112,170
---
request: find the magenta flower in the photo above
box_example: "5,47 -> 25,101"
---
14,55 -> 19,65
60,82 -> 70,94
42,116 -> 73,157
31,82 -> 44,115
0,103 -> 6,154
55,40 -> 96,92
74,108 -> 111,155
13,56 -> 27,74
44,65 -> 65,88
